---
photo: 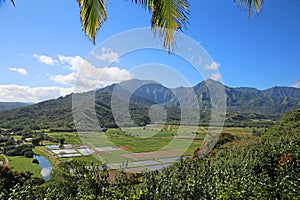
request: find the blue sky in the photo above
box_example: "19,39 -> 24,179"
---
0,0 -> 299,102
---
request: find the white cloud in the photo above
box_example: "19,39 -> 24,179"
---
52,65 -> 132,91
206,62 -> 220,70
33,54 -> 57,66
51,55 -> 132,91
93,48 -> 119,63
210,73 -> 221,81
9,67 -> 27,75
291,82 -> 300,88
51,72 -> 77,86
57,55 -> 84,72
0,84 -> 73,103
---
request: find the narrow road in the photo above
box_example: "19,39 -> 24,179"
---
0,154 -> 9,167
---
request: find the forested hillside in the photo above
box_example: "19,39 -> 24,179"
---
0,102 -> 30,111
1,109 -> 299,199
0,79 -> 299,130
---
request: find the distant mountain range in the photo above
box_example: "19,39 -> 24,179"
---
0,102 -> 30,111
0,79 -> 299,130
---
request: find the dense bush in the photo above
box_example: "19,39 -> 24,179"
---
214,132 -> 235,148
0,137 -> 9,143
32,159 -> 39,164
23,151 -> 34,158
0,165 -> 44,199
1,109 -> 299,199
4,143 -> 34,157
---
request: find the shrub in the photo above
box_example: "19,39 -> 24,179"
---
215,132 -> 235,148
32,159 -> 39,164
24,151 -> 34,158
21,148 -> 32,156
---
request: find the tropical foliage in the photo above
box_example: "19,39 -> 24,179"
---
76,0 -> 191,52
0,80 -> 299,130
1,0 -> 264,52
235,0 -> 264,17
0,102 -> 29,111
0,109 -> 299,199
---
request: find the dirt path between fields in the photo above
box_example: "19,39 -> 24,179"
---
35,147 -> 59,166
0,154 -> 9,167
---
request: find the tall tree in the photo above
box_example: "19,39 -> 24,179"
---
0,0 -> 14,6
235,0 -> 264,17
78,0 -> 190,53
1,0 -> 264,52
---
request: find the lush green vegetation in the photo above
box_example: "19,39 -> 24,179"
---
0,102 -> 30,111
0,109 -> 299,199
47,132 -> 81,145
0,165 -> 44,199
7,156 -> 42,178
0,155 -> 4,162
0,80 -> 299,130
2,0 -> 266,54
0,136 -> 34,158
106,128 -> 174,153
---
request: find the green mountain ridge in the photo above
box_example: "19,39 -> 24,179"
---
0,79 -> 299,130
0,102 -> 31,111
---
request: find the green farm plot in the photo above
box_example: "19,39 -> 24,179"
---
44,126 -> 254,166
222,127 -> 256,141
105,127 -> 204,153
94,153 -> 135,164
8,156 -> 42,178
79,130 -> 174,153
80,132 -> 117,147
61,155 -> 100,164
222,127 -> 252,135
48,132 -> 82,144
13,135 -> 23,140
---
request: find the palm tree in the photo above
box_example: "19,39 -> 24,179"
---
0,0 -> 14,6
235,0 -> 264,18
78,0 -> 191,53
78,0 -> 264,53
1,0 -> 264,53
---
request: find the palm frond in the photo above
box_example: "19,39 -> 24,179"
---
133,0 -> 190,53
0,0 -> 15,6
132,0 -> 153,10
78,0 -> 107,44
235,0 -> 264,18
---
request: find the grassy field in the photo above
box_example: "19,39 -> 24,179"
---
63,155 -> 100,163
8,156 -> 42,178
43,126 -> 255,165
48,126 -> 254,153
68,154 -> 135,164
2,126 -> 256,177
47,132 -> 82,144
13,135 -> 23,140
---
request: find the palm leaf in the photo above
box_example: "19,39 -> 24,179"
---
0,0 -> 15,6
133,0 -> 190,53
235,0 -> 264,18
78,0 -> 107,44
132,0 -> 153,10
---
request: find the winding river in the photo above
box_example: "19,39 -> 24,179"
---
33,155 -> 52,180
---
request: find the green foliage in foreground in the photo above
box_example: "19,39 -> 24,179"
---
1,109 -> 300,199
